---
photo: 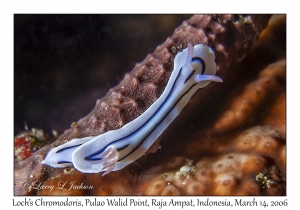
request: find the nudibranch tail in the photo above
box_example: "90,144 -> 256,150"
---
41,136 -> 94,168
42,43 -> 223,176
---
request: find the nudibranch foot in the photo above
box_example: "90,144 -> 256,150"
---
42,43 -> 223,175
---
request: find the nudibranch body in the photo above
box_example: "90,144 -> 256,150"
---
42,43 -> 222,176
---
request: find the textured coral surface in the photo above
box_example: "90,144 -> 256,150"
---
14,14 -> 191,135
14,14 -> 285,196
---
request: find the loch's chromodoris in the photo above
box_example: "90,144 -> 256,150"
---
42,42 -> 223,176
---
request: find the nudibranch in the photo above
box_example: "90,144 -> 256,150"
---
42,43 -> 223,176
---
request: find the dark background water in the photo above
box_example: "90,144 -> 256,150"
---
14,14 -> 191,135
